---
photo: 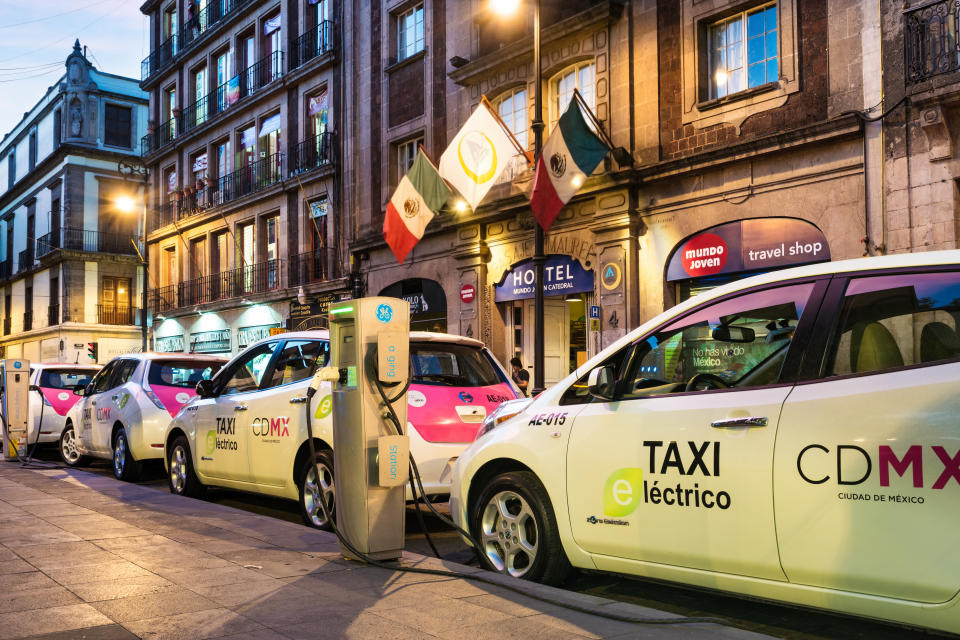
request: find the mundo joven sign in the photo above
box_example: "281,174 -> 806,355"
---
666,218 -> 830,282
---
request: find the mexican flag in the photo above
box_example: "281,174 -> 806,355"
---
530,98 -> 609,231
383,151 -> 451,263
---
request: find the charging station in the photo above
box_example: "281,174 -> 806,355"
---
2,359 -> 30,461
323,297 -> 411,561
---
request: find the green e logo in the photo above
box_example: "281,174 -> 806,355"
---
206,431 -> 216,455
315,395 -> 333,419
604,468 -> 643,517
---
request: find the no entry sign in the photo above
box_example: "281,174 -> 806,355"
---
460,284 -> 476,303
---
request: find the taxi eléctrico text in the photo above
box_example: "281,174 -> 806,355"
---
163,330 -> 519,529
451,251 -> 960,634
64,354 -> 225,479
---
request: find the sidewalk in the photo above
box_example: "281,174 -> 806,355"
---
0,461 -> 773,640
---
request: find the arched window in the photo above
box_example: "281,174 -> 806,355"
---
550,62 -> 595,128
493,87 -> 528,149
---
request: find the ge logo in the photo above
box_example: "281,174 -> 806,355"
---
315,395 -> 333,419
376,304 -> 393,323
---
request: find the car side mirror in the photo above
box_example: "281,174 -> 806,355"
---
84,383 -> 95,396
587,365 -> 616,400
73,385 -> 86,397
195,378 -> 216,398
712,325 -> 755,343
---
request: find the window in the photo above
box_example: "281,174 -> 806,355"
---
397,136 -> 423,179
494,88 -> 528,149
550,62 -> 595,128
91,361 -> 118,393
148,360 -> 220,388
219,342 -> 278,395
112,359 -> 140,387
39,369 -> 94,390
264,340 -> 329,388
104,104 -> 132,147
621,283 -> 814,398
827,272 -> 960,377
397,5 -> 424,61
708,3 -> 777,100
411,343 -> 505,387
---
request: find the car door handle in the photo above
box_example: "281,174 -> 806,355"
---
711,416 -> 768,429
111,395 -> 118,400
289,396 -> 308,404
234,404 -> 248,412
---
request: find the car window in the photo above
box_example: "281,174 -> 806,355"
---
219,342 -> 279,395
39,369 -> 96,389
559,346 -> 630,406
91,361 -> 118,394
111,360 -> 139,388
149,360 -> 222,388
411,343 -> 504,387
263,340 -> 329,389
621,283 -> 815,398
826,271 -> 960,376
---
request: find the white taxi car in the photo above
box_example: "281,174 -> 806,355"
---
23,363 -> 100,452
451,251 -> 960,634
163,330 -> 518,530
64,353 -> 225,480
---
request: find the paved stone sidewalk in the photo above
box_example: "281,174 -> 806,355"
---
0,462 -> 773,640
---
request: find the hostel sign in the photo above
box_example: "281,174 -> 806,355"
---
494,255 -> 594,302
666,218 -> 830,281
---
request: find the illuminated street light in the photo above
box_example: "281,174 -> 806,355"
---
455,199 -> 468,213
490,0 -> 521,16
115,195 -> 137,214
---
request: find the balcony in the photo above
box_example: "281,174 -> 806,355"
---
35,228 -> 139,256
141,117 -> 177,156
0,261 -> 9,280
288,248 -> 333,287
141,34 -> 178,81
291,133 -> 333,175
178,259 -> 282,308
291,20 -> 335,69
244,51 -> 284,96
23,311 -> 32,332
180,0 -> 256,49
17,249 -> 33,274
154,202 -> 177,229
97,305 -> 139,325
905,0 -> 960,85
152,285 -> 177,314
47,304 -> 59,326
219,153 -> 284,203
181,94 -> 211,134
37,231 -> 58,257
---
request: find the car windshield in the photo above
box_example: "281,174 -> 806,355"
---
411,343 -> 504,387
39,369 -> 95,389
148,360 -> 222,388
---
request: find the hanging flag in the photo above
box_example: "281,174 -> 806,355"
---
264,15 -> 282,35
530,97 -> 609,231
438,102 -> 517,210
225,76 -> 240,106
384,151 -> 451,263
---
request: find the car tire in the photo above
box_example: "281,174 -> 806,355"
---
58,424 -> 88,467
471,470 -> 572,585
299,449 -> 335,530
113,429 -> 142,482
168,435 -> 205,498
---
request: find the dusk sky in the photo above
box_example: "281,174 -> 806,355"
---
0,0 -> 146,135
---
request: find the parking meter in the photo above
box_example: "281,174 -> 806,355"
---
326,297 -> 410,561
2,360 -> 30,461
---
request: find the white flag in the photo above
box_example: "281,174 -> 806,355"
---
438,102 -> 517,210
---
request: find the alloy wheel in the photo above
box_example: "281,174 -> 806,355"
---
479,490 -> 540,578
61,428 -> 79,464
303,461 -> 335,527
113,433 -> 126,477
170,445 -> 187,494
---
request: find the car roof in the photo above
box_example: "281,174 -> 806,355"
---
108,353 -> 229,363
32,363 -> 101,370
243,329 -> 487,350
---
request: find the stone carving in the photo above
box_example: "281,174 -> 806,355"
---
70,104 -> 83,137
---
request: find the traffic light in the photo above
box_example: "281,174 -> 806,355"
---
87,342 -> 98,362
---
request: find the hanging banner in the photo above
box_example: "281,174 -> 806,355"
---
264,15 -> 282,35
665,217 -> 831,282
192,153 -> 207,172
225,76 -> 240,106
308,91 -> 327,117
310,198 -> 328,218
494,255 -> 594,302
258,113 -> 281,137
167,171 -> 177,193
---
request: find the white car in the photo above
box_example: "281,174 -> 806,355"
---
64,353 -> 225,480
163,330 -> 519,529
21,363 -> 100,451
451,251 -> 960,635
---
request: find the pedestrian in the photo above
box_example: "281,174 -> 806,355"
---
510,356 -> 529,396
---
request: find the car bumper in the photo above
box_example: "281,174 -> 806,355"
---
127,408 -> 170,461
407,422 -> 470,499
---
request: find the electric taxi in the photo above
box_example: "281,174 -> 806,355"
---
163,330 -> 519,530
23,363 -> 100,452
451,251 -> 960,634
64,353 -> 225,479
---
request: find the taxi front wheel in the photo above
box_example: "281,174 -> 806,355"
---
299,450 -> 335,531
113,430 -> 142,482
471,470 -> 571,585
168,436 -> 206,498
59,424 -> 88,467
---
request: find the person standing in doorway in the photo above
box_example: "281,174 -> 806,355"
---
510,357 -> 530,397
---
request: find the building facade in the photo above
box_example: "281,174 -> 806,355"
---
0,41 -> 148,364
139,0 -> 348,358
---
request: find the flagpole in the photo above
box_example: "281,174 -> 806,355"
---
572,88 -> 616,150
532,0 -> 546,396
481,95 -> 533,165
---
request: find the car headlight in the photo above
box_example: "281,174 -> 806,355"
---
478,398 -> 531,438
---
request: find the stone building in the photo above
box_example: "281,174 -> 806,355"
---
139,0 -> 348,358
346,0 -> 879,386
0,41 -> 148,364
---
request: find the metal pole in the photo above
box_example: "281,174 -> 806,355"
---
531,0 -> 545,395
141,184 -> 148,352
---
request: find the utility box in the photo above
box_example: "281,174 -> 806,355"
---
328,297 -> 410,561
2,359 -> 30,461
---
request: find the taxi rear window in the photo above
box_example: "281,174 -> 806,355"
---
411,343 -> 504,387
39,369 -> 95,389
149,361 -> 222,388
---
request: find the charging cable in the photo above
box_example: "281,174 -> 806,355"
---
302,359 -> 730,628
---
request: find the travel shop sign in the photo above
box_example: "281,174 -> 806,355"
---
666,218 -> 830,281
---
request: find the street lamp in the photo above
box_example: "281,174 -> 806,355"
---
117,160 -> 149,353
491,0 -> 546,395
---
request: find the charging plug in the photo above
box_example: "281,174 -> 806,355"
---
307,367 -> 341,397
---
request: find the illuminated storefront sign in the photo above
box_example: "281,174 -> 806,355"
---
494,255 -> 594,302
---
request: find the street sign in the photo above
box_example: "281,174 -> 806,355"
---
589,305 -> 599,319
460,284 -> 476,304
590,318 -> 600,331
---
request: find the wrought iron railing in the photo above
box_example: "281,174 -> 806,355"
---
98,305 -> 138,325
243,51 -> 284,97
180,0 -> 256,49
177,259 -> 282,308
141,34 -> 178,81
37,228 -> 140,255
219,153 -> 284,202
291,133 -> 333,174
47,304 -> 59,326
181,94 -> 211,132
288,248 -> 333,286
23,311 -> 32,332
152,285 -> 177,313
37,231 -> 58,257
905,0 -> 960,84
17,249 -> 33,273
292,20 -> 335,69
155,202 -> 177,229
141,116 -> 177,155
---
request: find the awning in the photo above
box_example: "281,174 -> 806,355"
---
258,113 -> 281,137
